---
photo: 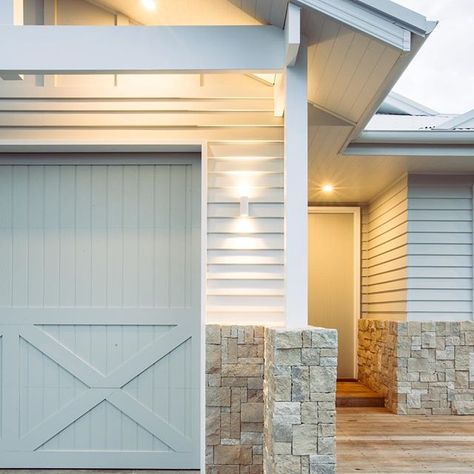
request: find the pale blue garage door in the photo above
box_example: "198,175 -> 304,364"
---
0,156 -> 201,469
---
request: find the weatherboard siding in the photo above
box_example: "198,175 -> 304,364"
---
363,176 -> 408,320
406,175 -> 474,321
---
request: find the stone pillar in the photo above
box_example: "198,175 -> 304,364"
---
206,325 -> 265,473
264,327 -> 337,474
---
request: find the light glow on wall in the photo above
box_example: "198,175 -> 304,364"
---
141,0 -> 157,11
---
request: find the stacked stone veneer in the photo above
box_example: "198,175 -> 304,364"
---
359,319 -> 474,415
206,325 -> 265,473
206,325 -> 337,474
358,320 -> 399,412
264,328 -> 337,474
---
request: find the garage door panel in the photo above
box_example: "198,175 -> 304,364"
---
0,159 -> 200,468
19,336 -> 89,438
0,163 -> 195,310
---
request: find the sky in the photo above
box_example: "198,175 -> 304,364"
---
392,0 -> 474,114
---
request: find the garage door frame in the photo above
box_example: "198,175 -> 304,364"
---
0,148 -> 206,470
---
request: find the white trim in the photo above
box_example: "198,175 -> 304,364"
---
0,25 -> 286,74
285,3 -> 301,67
352,0 -> 437,35
199,141 -> 208,473
435,109 -> 474,131
285,44 -> 308,328
379,91 -> 438,116
296,0 -> 412,51
0,0 -> 23,80
308,206 -> 361,379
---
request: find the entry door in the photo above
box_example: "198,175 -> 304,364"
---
0,157 -> 201,469
308,209 -> 360,379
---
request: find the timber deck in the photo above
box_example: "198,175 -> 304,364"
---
337,407 -> 474,473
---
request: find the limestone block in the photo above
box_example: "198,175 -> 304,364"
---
274,331 -> 303,349
274,348 -> 302,365
317,437 -> 335,455
302,348 -> 321,365
312,330 -> 337,349
207,387 -> 231,407
407,358 -> 432,372
273,402 -> 301,424
241,403 -> 264,423
214,445 -> 243,464
207,325 -> 222,344
421,332 -> 436,349
310,366 -> 336,393
293,424 -> 318,455
453,401 -> 474,415
292,366 -> 310,402
273,455 -> 301,474
301,402 -> 318,423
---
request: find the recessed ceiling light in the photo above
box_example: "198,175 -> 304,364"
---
322,184 -> 334,193
141,0 -> 156,11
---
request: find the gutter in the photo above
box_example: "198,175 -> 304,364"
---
352,0 -> 438,36
354,131 -> 474,145
346,131 -> 474,157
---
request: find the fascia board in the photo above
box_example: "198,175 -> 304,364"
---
296,0 -> 412,51
351,0 -> 437,36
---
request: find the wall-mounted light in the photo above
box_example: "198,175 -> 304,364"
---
141,0 -> 157,11
240,195 -> 249,217
322,184 -> 334,193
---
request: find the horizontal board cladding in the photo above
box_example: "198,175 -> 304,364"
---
207,141 -> 285,324
407,176 -> 474,321
362,176 -> 408,319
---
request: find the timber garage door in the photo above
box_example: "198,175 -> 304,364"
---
0,156 -> 201,469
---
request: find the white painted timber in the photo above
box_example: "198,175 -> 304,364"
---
362,176 -> 408,320
406,175 -> 474,321
285,3 -> 300,67
0,0 -> 23,25
285,45 -> 308,328
207,141 -> 285,326
0,158 -> 201,469
0,25 -> 286,74
0,0 -> 24,80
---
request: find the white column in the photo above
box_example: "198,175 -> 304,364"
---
284,43 -> 308,328
0,0 -> 23,25
0,0 -> 23,81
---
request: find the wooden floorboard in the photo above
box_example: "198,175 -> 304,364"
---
337,407 -> 474,473
337,381 -> 385,407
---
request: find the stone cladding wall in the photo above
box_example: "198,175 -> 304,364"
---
263,328 -> 337,474
358,319 -> 399,412
206,325 -> 338,474
206,325 -> 265,473
359,319 -> 474,415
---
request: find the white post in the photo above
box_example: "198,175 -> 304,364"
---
284,42 -> 308,328
0,0 -> 23,25
0,0 -> 23,81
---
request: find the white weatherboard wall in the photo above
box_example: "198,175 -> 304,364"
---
363,174 -> 474,322
406,175 -> 473,321
362,176 -> 408,320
